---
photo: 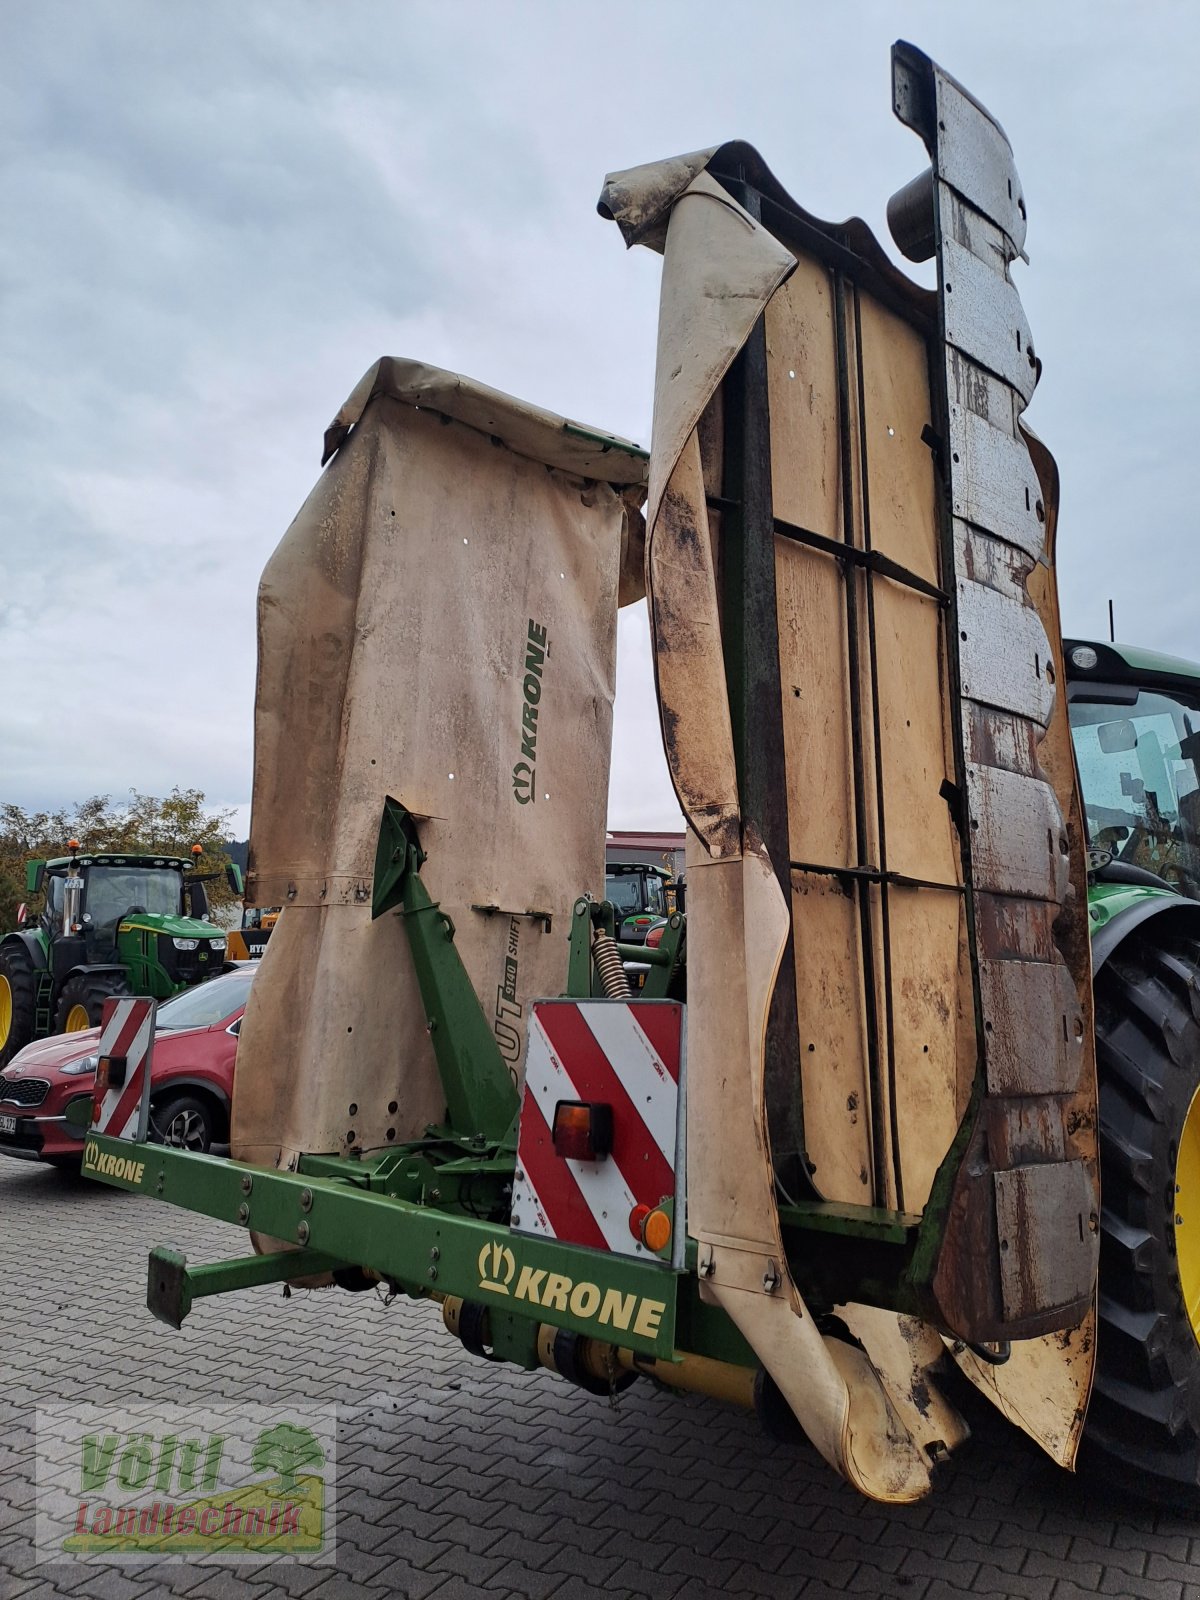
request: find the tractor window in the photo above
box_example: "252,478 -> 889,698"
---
605,870 -> 668,915
43,875 -> 65,920
606,873 -> 645,913
83,867 -> 183,931
1069,685 -> 1200,899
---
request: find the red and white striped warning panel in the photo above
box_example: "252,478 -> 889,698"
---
511,999 -> 683,1260
90,996 -> 157,1140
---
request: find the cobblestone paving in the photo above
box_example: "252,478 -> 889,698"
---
2,1159 -> 1199,1599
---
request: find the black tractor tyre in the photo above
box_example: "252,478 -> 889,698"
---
1078,928 -> 1200,1506
0,942 -> 39,1067
148,1093 -> 215,1153
53,970 -> 131,1036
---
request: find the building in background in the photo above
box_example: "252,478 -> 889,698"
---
605,830 -> 685,879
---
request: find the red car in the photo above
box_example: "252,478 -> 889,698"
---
0,965 -> 255,1167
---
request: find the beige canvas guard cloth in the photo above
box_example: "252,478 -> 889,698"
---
233,358 -> 646,1170
601,148 -> 933,1503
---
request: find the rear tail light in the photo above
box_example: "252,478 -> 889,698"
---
90,1059 -> 110,1123
645,923 -> 665,949
90,1054 -> 127,1122
552,1101 -> 613,1162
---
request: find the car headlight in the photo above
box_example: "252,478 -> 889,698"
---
209,937 -> 227,951
172,938 -> 199,951
62,1055 -> 99,1077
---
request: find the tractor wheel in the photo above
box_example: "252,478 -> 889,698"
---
1078,927 -> 1200,1505
53,971 -> 131,1036
0,943 -> 38,1067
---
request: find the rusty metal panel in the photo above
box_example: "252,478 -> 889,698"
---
949,416 -> 1045,561
941,234 -> 1037,403
957,578 -> 1055,726
965,763 -> 1070,902
980,959 -> 1085,1096
922,72 -> 1028,255
994,1163 -> 1095,1321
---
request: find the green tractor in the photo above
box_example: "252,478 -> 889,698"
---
603,860 -> 674,945
0,844 -> 244,1067
1066,637 -> 1200,1493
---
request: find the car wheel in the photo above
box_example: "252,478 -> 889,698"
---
149,1093 -> 214,1153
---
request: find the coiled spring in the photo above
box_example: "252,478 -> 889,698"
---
592,929 -> 632,999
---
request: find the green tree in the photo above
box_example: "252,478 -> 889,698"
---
0,789 -> 238,933
250,1424 -> 324,1491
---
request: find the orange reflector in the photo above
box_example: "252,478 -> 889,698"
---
552,1100 -> 613,1162
643,1208 -> 672,1253
91,1057 -> 111,1122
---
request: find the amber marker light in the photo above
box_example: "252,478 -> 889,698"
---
91,1057 -> 112,1122
642,1208 -> 672,1253
552,1101 -> 613,1162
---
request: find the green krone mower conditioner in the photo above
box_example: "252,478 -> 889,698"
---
0,844 -> 244,1066
74,45 -> 1200,1512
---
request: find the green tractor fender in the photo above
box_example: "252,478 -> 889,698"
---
1088,880 -> 1200,973
60,961 -> 127,984
0,927 -> 52,1065
0,928 -> 50,972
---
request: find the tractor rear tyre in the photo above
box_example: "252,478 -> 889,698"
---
1079,928 -> 1200,1506
53,971 -> 131,1036
0,943 -> 38,1067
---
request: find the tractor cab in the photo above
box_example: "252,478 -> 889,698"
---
41,856 -> 201,947
603,861 -> 672,945
1065,640 -> 1200,903
0,847 -> 244,1066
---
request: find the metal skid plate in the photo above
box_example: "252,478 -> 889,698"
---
892,41 -> 1097,1337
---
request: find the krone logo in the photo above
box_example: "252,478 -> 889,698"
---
83,1140 -> 146,1185
475,1241 -> 668,1342
511,618 -> 548,806
511,760 -> 534,806
477,1241 -> 516,1294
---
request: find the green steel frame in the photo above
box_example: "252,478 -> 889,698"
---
81,797 -> 694,1365
82,1131 -> 679,1359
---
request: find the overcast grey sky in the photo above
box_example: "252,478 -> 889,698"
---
3,2 -> 1198,835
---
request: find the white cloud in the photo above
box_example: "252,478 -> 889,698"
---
3,1 -> 1199,838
